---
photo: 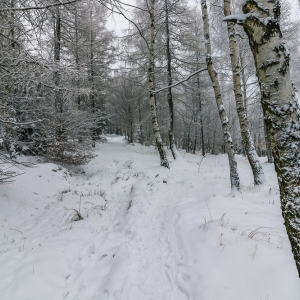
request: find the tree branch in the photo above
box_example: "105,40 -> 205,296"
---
0,0 -> 81,11
0,119 -> 44,126
151,67 -> 207,94
105,1 -> 150,50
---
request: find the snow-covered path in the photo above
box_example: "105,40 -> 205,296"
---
1,135 -> 300,300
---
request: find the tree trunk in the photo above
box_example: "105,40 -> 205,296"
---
258,129 -> 262,156
224,0 -> 265,185
164,0 -> 178,160
88,1 -> 96,147
53,4 -> 64,142
264,120 -> 273,163
2,0 -> 16,150
212,127 -> 216,155
195,27 -> 206,157
193,111 -> 197,155
74,4 -> 81,110
239,50 -> 248,115
138,101 -> 144,144
193,123 -> 197,154
225,0 -> 300,276
130,121 -> 133,143
197,74 -> 206,157
148,0 -> 169,168
9,0 -> 16,48
201,0 -> 240,192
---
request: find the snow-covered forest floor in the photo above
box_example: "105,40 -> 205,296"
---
1,135 -> 300,300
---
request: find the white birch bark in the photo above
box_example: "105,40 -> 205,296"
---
201,0 -> 240,192
225,0 -> 300,276
148,0 -> 169,168
224,0 -> 266,185
264,120 -> 274,163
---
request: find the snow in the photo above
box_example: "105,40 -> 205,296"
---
1,135 -> 300,300
223,13 -> 254,24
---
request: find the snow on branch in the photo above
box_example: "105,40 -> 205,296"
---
0,0 -> 80,11
151,67 -> 207,95
0,119 -> 44,126
223,13 -> 254,25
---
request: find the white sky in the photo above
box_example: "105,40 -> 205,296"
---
106,1 -> 132,35
107,14 -> 129,35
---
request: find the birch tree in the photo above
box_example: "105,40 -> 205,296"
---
223,0 -> 265,185
111,0 -> 170,167
224,0 -> 300,276
201,0 -> 240,192
149,0 -> 169,168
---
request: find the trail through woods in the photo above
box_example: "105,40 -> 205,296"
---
1,135 -> 300,300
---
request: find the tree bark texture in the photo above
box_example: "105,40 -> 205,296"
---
2,1 -> 16,149
201,0 -> 240,192
164,0 -> 177,160
74,5 -> 82,110
148,0 -> 169,168
53,4 -> 64,142
239,50 -> 248,115
197,71 -> 205,157
224,0 -> 265,185
264,120 -> 274,163
88,1 -> 96,147
225,0 -> 300,276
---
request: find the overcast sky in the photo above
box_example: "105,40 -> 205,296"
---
107,0 -> 300,35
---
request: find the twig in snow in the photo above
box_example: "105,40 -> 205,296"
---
198,156 -> 205,172
78,195 -> 82,215
206,202 -> 213,221
9,228 -> 22,234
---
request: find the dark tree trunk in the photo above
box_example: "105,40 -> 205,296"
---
74,5 -> 81,110
164,0 -> 178,159
53,4 -> 64,142
89,5 -> 96,147
197,75 -> 206,157
239,50 -> 248,115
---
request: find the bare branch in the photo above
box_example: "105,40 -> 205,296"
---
0,0 -> 81,11
0,119 -> 44,126
151,67 -> 207,94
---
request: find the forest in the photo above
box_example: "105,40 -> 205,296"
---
1,0 -> 300,299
